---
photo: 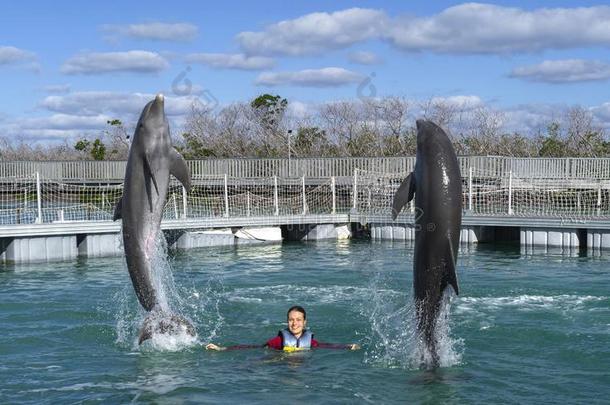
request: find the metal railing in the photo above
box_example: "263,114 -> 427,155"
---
1,164 -> 610,228
2,157 -> 610,182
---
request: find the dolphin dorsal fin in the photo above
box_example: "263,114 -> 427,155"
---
169,148 -> 191,192
113,196 -> 123,221
391,172 -> 416,220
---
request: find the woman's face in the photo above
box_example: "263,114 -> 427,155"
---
287,310 -> 307,337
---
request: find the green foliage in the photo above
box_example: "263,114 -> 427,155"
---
74,138 -> 106,160
178,132 -> 216,159
538,122 -> 567,157
293,127 -> 328,156
90,139 -> 106,160
74,139 -> 90,152
250,94 -> 288,130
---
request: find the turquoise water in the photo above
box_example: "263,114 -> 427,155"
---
1,240 -> 609,403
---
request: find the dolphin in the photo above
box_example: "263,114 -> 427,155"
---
391,119 -> 461,368
113,94 -> 195,344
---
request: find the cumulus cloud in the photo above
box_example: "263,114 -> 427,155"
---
509,59 -> 610,83
61,51 -> 170,75
238,8 -> 387,56
21,114 -> 113,130
386,3 -> 610,54
429,95 -> 483,109
185,53 -> 274,70
0,46 -> 36,65
238,5 -> 610,56
591,102 -> 610,126
39,91 -> 199,117
348,51 -> 382,65
101,22 -> 198,42
3,91 -> 205,141
256,67 -> 363,87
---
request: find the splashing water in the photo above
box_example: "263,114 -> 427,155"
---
114,230 -> 224,351
361,274 -> 462,369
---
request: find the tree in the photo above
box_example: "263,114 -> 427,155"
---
104,119 -> 130,159
250,94 -> 289,156
538,122 -> 567,157
250,94 -> 288,130
74,138 -> 107,160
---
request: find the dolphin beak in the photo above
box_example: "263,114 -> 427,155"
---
149,93 -> 165,117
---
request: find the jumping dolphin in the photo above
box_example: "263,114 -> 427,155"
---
391,119 -> 461,368
113,94 -> 196,344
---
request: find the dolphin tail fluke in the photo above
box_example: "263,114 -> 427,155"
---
169,148 -> 192,192
391,173 -> 416,220
138,310 -> 197,345
113,196 -> 123,221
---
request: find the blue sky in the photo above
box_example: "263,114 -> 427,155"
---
2,1 -> 610,142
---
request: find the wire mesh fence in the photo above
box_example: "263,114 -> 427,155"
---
1,166 -> 609,226
355,168 -> 610,220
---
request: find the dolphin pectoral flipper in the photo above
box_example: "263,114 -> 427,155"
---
391,173 -> 416,220
113,196 -> 123,221
144,153 -> 160,195
169,148 -> 191,192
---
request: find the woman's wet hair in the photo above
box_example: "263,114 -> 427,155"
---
287,305 -> 306,320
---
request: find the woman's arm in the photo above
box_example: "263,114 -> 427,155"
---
315,341 -> 361,350
205,343 -> 265,351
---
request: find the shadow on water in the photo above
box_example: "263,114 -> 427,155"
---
408,368 -> 471,385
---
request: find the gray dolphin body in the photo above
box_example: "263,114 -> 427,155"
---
392,119 -> 461,367
114,94 -> 195,344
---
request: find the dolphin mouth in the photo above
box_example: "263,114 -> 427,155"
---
138,311 -> 197,345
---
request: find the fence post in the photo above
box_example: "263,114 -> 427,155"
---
302,175 -> 307,215
274,176 -> 279,216
35,172 -> 42,224
508,170 -> 513,215
597,182 -> 601,216
247,191 -> 251,217
352,169 -> 358,211
182,186 -> 188,219
468,166 -> 473,212
224,174 -> 229,218
331,176 -> 336,214
172,193 -> 178,219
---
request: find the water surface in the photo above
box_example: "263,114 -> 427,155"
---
1,241 -> 609,403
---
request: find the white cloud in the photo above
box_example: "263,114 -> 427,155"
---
21,114 -> 113,130
256,67 -> 363,87
510,59 -> 610,83
385,3 -> 610,54
0,46 -> 36,65
286,101 -> 315,120
429,95 -> 483,109
348,51 -> 382,65
237,8 -> 386,56
238,5 -> 610,56
39,91 -> 200,117
61,51 -> 170,74
101,22 -> 198,42
591,102 -> 610,126
185,53 -> 274,70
